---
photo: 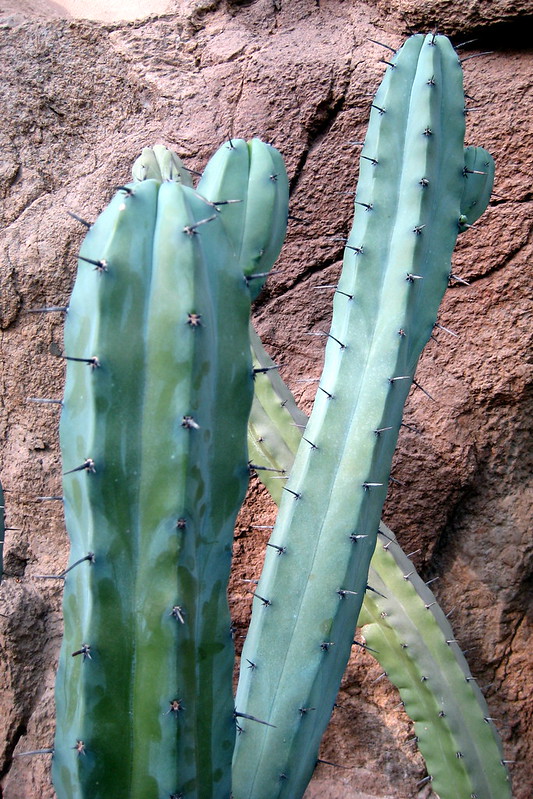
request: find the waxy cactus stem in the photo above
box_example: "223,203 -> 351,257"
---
233,34 -> 491,799
246,324 -> 510,799
53,139 -> 289,799
358,528 -> 511,799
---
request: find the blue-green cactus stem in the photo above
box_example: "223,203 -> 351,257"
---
132,144 -> 194,185
196,139 -> 289,300
358,528 -> 511,799
247,325 -> 510,799
53,171 -> 268,798
248,325 -> 307,494
233,34 -> 478,799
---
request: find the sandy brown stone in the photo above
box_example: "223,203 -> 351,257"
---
0,1 -> 531,797
374,0 -> 533,36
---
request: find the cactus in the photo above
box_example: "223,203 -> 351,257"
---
47,31 -> 501,799
358,527 -> 511,799
246,326 -> 509,798
52,140 -> 288,799
233,33 -> 492,798
196,138 -> 289,301
247,324 -> 308,490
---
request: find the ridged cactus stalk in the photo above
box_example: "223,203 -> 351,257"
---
358,528 -> 511,799
196,139 -> 289,301
233,33 -> 494,798
52,140 -> 288,799
246,326 -> 510,799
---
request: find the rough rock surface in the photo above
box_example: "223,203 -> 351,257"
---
0,1 -> 531,798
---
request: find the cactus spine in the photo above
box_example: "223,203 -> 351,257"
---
233,33 -> 488,798
53,141 -> 288,799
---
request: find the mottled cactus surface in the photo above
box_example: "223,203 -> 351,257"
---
247,326 -> 509,799
53,140 -> 288,799
233,33 -> 492,799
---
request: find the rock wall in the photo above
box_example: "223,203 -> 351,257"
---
0,1 -> 531,797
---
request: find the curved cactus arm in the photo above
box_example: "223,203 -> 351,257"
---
458,145 -> 495,232
131,144 -> 194,185
246,325 -> 510,799
52,163 -> 271,798
197,139 -> 289,300
358,527 -> 511,799
0,481 -> 4,584
233,34 -> 486,799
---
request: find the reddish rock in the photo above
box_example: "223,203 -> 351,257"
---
0,1 -> 531,797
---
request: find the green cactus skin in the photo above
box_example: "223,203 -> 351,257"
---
458,146 -> 495,232
247,326 -> 510,799
233,34 -> 485,799
196,139 -> 289,301
358,528 -> 511,799
52,138 -> 288,799
0,481 -> 4,584
133,139 -> 289,303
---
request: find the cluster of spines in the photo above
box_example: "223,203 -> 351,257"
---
246,325 -> 509,799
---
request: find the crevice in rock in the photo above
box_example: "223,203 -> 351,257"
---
0,719 -> 27,786
452,18 -> 533,53
257,248 -> 343,306
461,226 -> 532,286
425,473 -> 480,575
490,191 -> 533,206
289,88 -> 348,196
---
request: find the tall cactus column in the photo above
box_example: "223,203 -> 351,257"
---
247,325 -> 509,799
52,141 -> 288,799
234,34 -> 478,799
